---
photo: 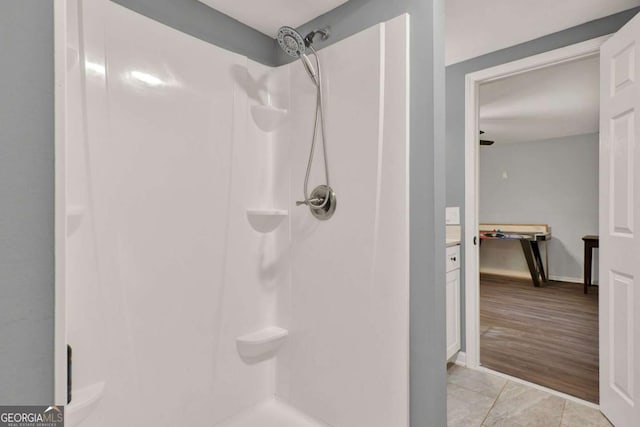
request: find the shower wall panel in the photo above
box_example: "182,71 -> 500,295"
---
284,15 -> 409,427
67,2 -> 408,426
69,2 -> 289,425
64,1 -> 112,414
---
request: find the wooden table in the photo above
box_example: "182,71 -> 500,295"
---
582,235 -> 599,294
480,224 -> 551,287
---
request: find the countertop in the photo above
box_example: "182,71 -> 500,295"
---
446,239 -> 461,247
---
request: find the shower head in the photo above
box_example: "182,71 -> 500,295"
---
277,26 -> 306,58
277,26 -> 319,86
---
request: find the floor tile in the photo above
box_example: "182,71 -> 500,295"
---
448,364 -> 507,400
448,383 -> 496,427
482,381 -> 565,427
561,401 -> 612,427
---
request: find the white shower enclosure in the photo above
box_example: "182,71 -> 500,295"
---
58,1 -> 410,426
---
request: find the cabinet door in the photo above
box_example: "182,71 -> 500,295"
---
446,269 -> 461,360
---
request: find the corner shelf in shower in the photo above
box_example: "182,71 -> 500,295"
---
65,381 -> 105,427
236,327 -> 288,363
246,209 -> 288,233
250,105 -> 288,132
66,205 -> 86,236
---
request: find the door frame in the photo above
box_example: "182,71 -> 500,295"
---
463,35 -> 610,370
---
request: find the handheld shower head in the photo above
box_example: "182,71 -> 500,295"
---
299,53 -> 319,86
277,26 -> 319,85
276,26 -> 306,58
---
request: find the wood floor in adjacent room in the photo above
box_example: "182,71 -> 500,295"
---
480,274 -> 599,403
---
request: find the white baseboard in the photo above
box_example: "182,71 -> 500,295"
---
548,274 -> 583,284
480,268 -> 530,279
453,351 -> 466,367
480,268 -> 595,285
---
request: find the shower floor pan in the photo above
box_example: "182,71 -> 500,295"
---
217,398 -> 330,427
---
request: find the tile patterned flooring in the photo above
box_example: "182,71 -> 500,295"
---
447,365 -> 613,427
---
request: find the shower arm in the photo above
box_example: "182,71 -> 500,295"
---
304,28 -> 330,47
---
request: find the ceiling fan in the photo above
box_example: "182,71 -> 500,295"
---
479,130 -> 495,146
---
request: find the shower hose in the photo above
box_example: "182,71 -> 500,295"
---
300,46 -> 331,209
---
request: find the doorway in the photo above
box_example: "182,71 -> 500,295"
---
464,12 -> 640,425
478,54 -> 600,402
463,36 -> 608,404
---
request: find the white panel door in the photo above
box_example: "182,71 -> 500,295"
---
600,12 -> 640,427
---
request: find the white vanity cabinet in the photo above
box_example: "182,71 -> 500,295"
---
446,244 -> 461,360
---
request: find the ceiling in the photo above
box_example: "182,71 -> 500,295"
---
196,0 -> 640,60
447,0 -> 640,65
479,55 -> 599,145
197,0 -> 349,38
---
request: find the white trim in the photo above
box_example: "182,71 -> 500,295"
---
473,366 -> 600,410
54,0 -> 68,406
403,15 -> 411,427
453,351 -> 466,367
549,274 -> 586,284
479,268 -> 532,280
464,35 -> 610,370
464,59 -> 481,368
479,268 -> 585,284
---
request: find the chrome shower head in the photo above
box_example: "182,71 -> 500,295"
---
277,26 -> 306,57
277,26 -> 319,86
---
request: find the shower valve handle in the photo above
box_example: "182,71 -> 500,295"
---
296,198 -> 323,206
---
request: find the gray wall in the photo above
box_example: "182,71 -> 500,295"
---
446,7 -> 640,351
479,133 -> 599,281
112,0 -> 277,65
0,1 -> 55,404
